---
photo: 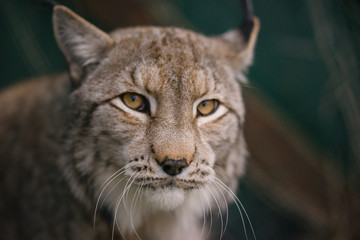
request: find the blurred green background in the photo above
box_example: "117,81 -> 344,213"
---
1,0 -> 359,239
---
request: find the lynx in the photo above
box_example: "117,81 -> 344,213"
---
0,2 -> 259,240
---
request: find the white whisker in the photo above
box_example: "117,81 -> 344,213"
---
214,177 -> 257,240
205,184 -> 224,239
130,180 -> 144,240
100,174 -> 128,208
213,178 -> 247,240
101,165 -> 128,189
198,184 -> 214,240
196,184 -> 208,240
210,180 -> 230,236
213,165 -> 231,186
93,166 -> 127,227
112,171 -> 139,240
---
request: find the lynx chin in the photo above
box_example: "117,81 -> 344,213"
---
0,2 -> 259,240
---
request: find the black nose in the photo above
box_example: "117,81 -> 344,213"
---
161,158 -> 189,176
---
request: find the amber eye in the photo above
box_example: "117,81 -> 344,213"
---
121,92 -> 148,112
197,99 -> 219,116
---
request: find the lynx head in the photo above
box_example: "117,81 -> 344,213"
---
53,4 -> 259,233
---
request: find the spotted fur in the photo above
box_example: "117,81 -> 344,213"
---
0,5 -> 259,240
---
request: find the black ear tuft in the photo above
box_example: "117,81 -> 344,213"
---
37,0 -> 60,9
239,0 -> 255,42
216,0 -> 260,79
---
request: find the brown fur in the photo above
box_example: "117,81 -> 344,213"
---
0,5 -> 259,240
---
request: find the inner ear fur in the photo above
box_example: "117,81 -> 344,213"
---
53,5 -> 114,84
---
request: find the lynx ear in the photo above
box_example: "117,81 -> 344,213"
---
220,17 -> 260,74
53,5 -> 114,84
218,0 -> 260,78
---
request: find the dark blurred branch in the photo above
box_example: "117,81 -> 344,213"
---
37,0 -> 59,9
244,87 -> 360,239
306,0 -> 360,172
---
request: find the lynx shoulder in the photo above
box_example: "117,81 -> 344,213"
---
0,3 -> 259,240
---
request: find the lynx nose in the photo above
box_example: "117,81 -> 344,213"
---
161,158 -> 189,176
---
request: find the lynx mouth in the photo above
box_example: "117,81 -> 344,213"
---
135,177 -> 201,190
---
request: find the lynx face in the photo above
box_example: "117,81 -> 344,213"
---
53,5 -> 259,237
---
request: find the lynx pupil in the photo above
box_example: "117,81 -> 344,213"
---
121,93 -> 146,112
